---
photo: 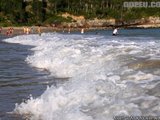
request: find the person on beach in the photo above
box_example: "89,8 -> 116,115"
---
23,27 -> 26,34
68,28 -> 71,33
38,26 -> 41,36
6,30 -> 9,36
26,27 -> 30,34
112,28 -> 118,36
62,27 -> 65,33
0,27 -> 2,34
81,28 -> 84,34
9,27 -> 14,35
31,26 -> 34,34
6,28 -> 13,36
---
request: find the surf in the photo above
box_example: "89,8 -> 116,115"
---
4,31 -> 160,120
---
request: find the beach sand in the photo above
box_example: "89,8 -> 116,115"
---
0,26 -> 112,37
0,27 -> 54,36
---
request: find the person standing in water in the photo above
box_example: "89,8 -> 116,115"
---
112,28 -> 118,36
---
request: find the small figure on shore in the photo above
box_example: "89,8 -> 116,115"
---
6,30 -> 9,36
38,26 -> 41,36
0,27 -> 2,34
6,28 -> 14,36
68,28 -> 71,33
112,28 -> 118,36
9,27 -> 14,35
31,26 -> 34,34
23,27 -> 26,34
62,28 -> 65,33
81,28 -> 84,34
26,27 -> 30,34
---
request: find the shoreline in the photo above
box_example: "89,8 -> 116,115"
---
0,25 -> 160,37
0,26 -> 111,36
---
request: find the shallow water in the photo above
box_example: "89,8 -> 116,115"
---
1,29 -> 160,120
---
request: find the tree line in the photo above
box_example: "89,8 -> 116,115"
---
0,0 -> 160,26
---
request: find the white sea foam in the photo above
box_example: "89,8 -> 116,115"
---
4,33 -> 160,120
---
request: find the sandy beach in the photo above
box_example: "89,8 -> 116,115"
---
1,22 -> 160,37
0,26 -> 113,37
0,27 -> 54,36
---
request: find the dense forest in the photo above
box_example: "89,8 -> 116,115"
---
0,0 -> 160,26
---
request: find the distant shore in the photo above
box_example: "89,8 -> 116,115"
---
0,24 -> 160,37
0,26 -> 112,36
1,15 -> 160,37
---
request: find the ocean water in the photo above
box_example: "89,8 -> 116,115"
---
1,29 -> 160,120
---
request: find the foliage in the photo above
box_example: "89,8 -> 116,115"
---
44,15 -> 72,24
0,0 -> 160,26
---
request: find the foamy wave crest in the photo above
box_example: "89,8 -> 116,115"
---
4,33 -> 160,120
